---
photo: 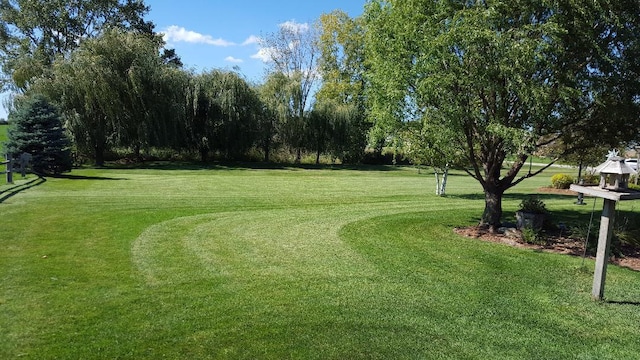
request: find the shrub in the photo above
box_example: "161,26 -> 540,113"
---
582,173 -> 598,185
551,173 -> 574,189
518,196 -> 547,214
521,227 -> 545,245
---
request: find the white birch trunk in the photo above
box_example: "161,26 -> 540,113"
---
439,166 -> 449,196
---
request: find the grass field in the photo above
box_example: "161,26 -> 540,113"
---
0,124 -> 8,153
1,163 -> 640,359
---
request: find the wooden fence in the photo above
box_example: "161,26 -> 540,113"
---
2,153 -> 31,184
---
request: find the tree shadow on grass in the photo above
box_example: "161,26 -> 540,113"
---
0,173 -> 125,204
448,191 -> 580,203
50,174 -> 127,181
103,160 -> 469,173
0,176 -> 47,204
606,300 -> 640,306
447,191 -> 615,231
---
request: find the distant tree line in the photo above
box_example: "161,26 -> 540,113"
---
0,1 -> 369,166
25,27 -> 369,166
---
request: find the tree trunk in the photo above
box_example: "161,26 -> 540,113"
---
134,143 -> 142,162
199,146 -> 208,163
481,187 -> 504,232
94,142 -> 105,167
440,167 -> 449,196
434,167 -> 449,196
295,148 -> 302,164
263,142 -> 270,162
577,160 -> 583,182
316,148 -> 321,165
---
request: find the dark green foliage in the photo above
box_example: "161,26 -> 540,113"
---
0,0 -> 154,90
185,70 -> 262,162
307,101 -> 368,164
5,95 -> 72,174
36,29 -> 182,166
521,227 -> 545,245
518,196 -> 547,214
364,0 -> 640,228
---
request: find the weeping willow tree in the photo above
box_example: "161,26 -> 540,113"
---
307,99 -> 365,164
307,100 -> 339,164
259,71 -> 307,162
260,20 -> 319,163
185,69 -> 261,162
35,28 -> 178,165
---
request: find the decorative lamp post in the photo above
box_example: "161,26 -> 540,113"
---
570,150 -> 640,301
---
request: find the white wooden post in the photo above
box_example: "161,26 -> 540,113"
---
570,181 -> 640,301
592,198 -> 617,300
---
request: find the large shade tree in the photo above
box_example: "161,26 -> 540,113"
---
36,28 -> 177,165
260,20 -> 319,163
0,0 -> 153,90
365,0 -> 640,230
184,69 -> 261,162
316,10 -> 369,163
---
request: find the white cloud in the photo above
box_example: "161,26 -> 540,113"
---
279,20 -> 309,34
242,35 -> 261,46
225,56 -> 243,63
251,47 -> 277,63
161,25 -> 235,46
249,21 -> 309,64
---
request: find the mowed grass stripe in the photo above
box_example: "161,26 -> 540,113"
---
132,200 -> 473,287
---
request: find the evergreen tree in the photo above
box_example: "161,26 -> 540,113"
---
5,95 -> 72,175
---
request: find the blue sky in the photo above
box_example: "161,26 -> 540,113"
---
0,0 -> 365,120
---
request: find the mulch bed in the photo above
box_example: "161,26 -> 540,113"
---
453,225 -> 640,272
453,186 -> 640,271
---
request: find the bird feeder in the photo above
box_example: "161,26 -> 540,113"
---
570,152 -> 640,300
594,155 -> 635,191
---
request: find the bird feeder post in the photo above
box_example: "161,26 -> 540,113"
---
591,198 -> 616,300
570,151 -> 640,301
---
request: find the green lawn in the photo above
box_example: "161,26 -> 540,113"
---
1,164 -> 639,359
0,124 -> 8,153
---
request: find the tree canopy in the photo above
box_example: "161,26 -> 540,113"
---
364,0 -> 640,229
34,28 -> 176,165
260,21 -> 320,162
3,0 -> 637,183
0,0 -> 154,91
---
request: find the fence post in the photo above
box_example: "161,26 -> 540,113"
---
6,154 -> 13,184
20,152 -> 30,177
